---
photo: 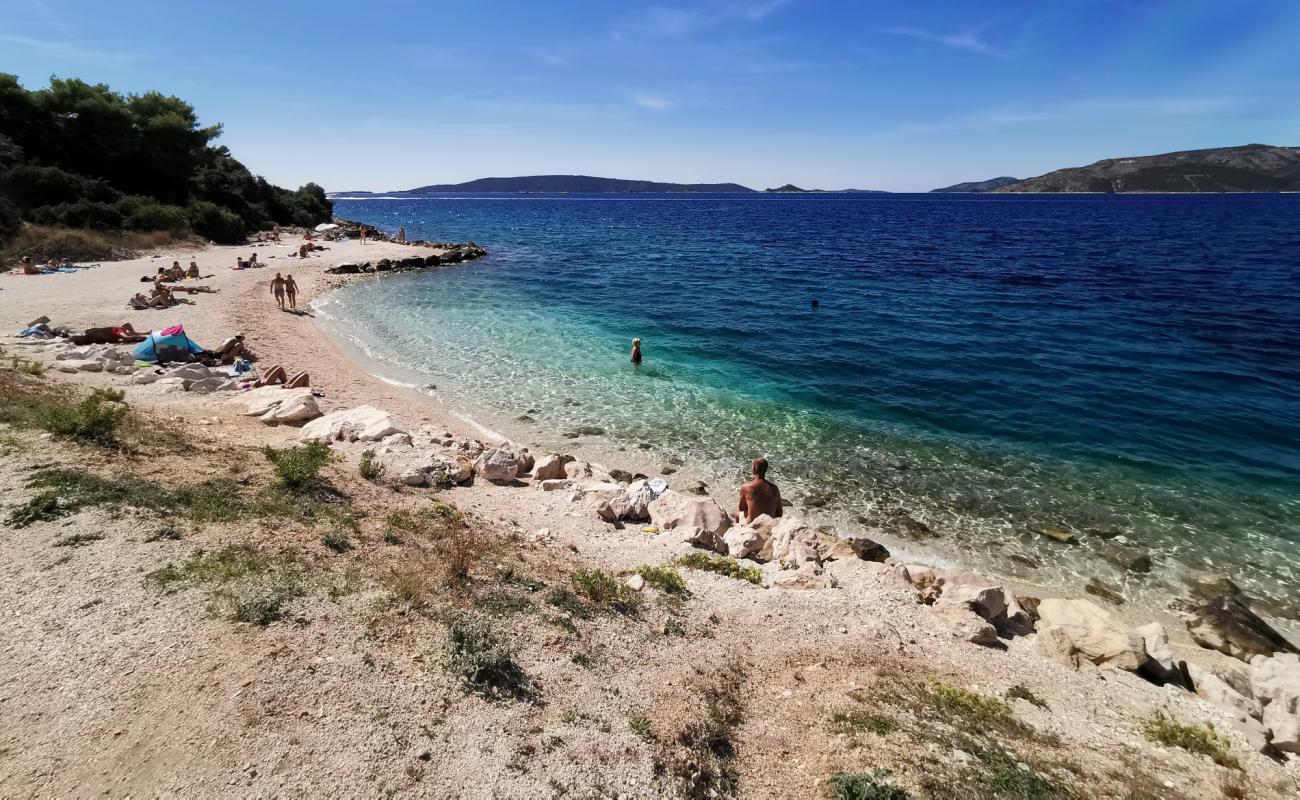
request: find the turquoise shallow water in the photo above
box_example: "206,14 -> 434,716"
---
324,193 -> 1300,613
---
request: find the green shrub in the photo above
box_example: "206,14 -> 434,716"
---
1142,713 -> 1240,770
358,448 -> 385,482
572,569 -> 639,614
188,200 -> 245,243
923,678 -> 1014,728
635,564 -> 690,595
828,770 -> 911,800
264,441 -> 334,491
29,199 -> 124,230
629,715 -> 654,742
36,387 -> 126,445
117,196 -> 189,231
674,552 -> 763,585
445,616 -> 536,702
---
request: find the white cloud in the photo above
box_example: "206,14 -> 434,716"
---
624,0 -> 791,37
631,93 -> 676,110
873,24 -> 1003,57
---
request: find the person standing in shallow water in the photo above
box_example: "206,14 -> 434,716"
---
736,457 -> 782,525
630,338 -> 642,365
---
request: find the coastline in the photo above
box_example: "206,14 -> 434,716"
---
4,228 -> 1300,794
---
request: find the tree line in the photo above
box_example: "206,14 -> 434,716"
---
0,74 -> 332,244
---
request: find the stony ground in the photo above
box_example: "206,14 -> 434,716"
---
1,369 -> 1297,799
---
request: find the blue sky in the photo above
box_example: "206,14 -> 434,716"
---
4,0 -> 1299,191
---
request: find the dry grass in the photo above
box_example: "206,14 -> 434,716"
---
0,224 -> 203,264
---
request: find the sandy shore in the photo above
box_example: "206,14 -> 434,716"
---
3,234 -> 1299,796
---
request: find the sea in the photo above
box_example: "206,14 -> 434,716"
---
323,193 -> 1300,617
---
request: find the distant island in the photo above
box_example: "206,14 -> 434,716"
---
995,144 -> 1300,193
335,175 -> 755,196
763,184 -> 888,193
929,177 -> 1020,193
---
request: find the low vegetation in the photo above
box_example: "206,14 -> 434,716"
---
656,667 -> 746,799
827,710 -> 898,737
674,552 -> 763,585
7,468 -> 244,528
444,616 -> 537,703
1142,713 -> 1240,770
10,356 -> 46,376
1007,683 -> 1050,710
41,387 -> 127,445
634,564 -> 690,595
923,678 -> 1015,729
144,545 -> 305,625
973,747 -> 1072,799
264,442 -> 335,491
828,769 -> 911,800
358,448 -> 385,482
571,569 -> 640,615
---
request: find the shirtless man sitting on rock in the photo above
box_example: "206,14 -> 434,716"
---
736,457 -> 782,525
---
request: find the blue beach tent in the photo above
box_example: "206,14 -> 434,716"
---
133,324 -> 207,363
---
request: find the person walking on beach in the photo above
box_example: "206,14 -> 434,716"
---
271,272 -> 287,310
630,338 -> 642,365
285,274 -> 299,310
359,224 -> 367,245
735,457 -> 782,525
397,226 -> 406,243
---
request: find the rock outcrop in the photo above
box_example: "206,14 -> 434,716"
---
1181,594 -> 1298,662
1034,598 -> 1147,671
300,406 -> 407,443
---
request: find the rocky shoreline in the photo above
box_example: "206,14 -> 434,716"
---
247,396 -> 1300,761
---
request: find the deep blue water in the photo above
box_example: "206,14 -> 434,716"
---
327,193 -> 1300,607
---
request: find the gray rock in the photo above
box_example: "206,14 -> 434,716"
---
1183,594 -> 1298,662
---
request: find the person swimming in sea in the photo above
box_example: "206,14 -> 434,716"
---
630,337 -> 642,365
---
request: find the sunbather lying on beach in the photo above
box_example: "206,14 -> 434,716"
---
169,284 -> 217,294
72,323 -> 143,345
129,292 -> 171,310
255,364 -> 309,388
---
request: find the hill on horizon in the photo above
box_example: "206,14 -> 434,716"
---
995,144 -> 1300,193
930,177 -> 1020,193
345,175 -> 756,195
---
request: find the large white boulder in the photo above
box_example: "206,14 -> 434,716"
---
937,580 -> 1009,622
1249,652 -> 1300,714
532,453 -> 575,481
232,387 -> 322,424
1186,662 -> 1261,721
1035,598 -> 1147,671
300,406 -> 406,443
600,479 -> 657,522
771,565 -> 836,590
767,515 -> 821,566
722,526 -> 763,559
1035,625 -> 1080,669
56,359 -> 103,373
929,603 -> 999,645
473,447 -> 527,482
1263,701 -> 1300,753
649,490 -> 732,538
